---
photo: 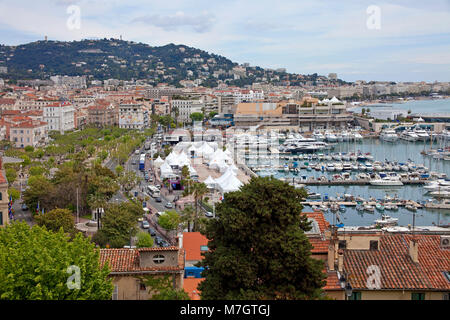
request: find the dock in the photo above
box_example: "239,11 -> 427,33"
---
301,200 -> 423,208
301,179 -> 426,186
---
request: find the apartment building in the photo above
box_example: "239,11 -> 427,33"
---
10,120 -> 48,148
43,102 -> 75,133
87,100 -> 118,128
119,101 -> 148,129
171,99 -> 204,123
99,247 -> 185,300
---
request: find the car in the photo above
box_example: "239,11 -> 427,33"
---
148,228 -> 156,237
135,149 -> 140,155
155,184 -> 161,189
21,203 -> 28,211
156,212 -> 165,217
205,211 -> 214,218
141,221 -> 150,229
165,202 -> 173,209
160,240 -> 170,247
137,217 -> 144,222
155,197 -> 162,202
149,177 -> 153,182
173,195 -> 179,202
155,236 -> 163,246
131,159 -> 137,165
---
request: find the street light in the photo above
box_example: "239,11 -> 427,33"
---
345,282 -> 353,300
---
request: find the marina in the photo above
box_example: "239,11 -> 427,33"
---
238,128 -> 450,227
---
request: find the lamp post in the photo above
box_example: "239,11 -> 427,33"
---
339,273 -> 353,300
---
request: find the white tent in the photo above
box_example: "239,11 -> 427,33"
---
165,151 -> 179,166
204,175 -> 217,189
330,96 -> 341,104
197,142 -> 215,157
153,156 -> 164,168
160,162 -> 175,179
177,151 -> 191,167
215,167 -> 237,186
228,163 -> 239,174
188,164 -> 198,177
218,174 -> 243,193
210,157 -> 228,172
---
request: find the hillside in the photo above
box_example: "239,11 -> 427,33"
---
0,39 -> 345,87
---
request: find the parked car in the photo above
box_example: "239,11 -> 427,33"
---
137,217 -> 144,222
160,240 -> 170,247
165,202 -> 173,209
205,211 -> 214,218
21,203 -> 28,211
155,236 -> 163,246
142,221 -> 150,229
135,149 -> 140,155
156,212 -> 165,217
155,197 -> 162,202
148,228 -> 156,237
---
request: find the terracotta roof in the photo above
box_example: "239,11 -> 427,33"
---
183,232 -> 208,261
99,247 -> 185,274
303,212 -> 331,254
0,170 -> 7,184
183,278 -> 204,300
304,211 -> 330,234
324,271 -> 342,291
343,234 -> 450,291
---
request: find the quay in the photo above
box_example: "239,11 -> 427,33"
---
301,200 -> 423,208
301,179 -> 427,186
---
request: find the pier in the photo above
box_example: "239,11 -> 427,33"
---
300,179 -> 427,186
301,200 -> 423,208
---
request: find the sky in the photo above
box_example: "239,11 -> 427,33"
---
0,0 -> 450,82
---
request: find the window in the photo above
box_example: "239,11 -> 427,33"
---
139,282 -> 146,291
153,254 -> 165,264
349,292 -> 361,300
200,245 -> 208,252
411,293 -> 425,300
338,240 -> 347,250
443,293 -> 449,300
112,285 -> 118,300
370,240 -> 379,250
0,212 -> 3,225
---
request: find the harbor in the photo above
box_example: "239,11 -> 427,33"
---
236,129 -> 450,228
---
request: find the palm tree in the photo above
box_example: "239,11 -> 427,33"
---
190,182 -> 208,231
180,205 -> 196,232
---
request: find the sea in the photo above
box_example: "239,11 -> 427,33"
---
252,98 -> 450,227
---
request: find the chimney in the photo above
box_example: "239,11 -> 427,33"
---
337,249 -> 344,272
328,242 -> 335,271
409,239 -> 419,264
177,233 -> 183,249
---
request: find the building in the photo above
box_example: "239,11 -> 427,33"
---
0,159 -> 9,227
329,227 -> 450,300
87,100 -> 118,128
43,102 -> 75,133
10,120 -> 48,148
171,99 -> 205,123
119,102 -> 148,129
181,232 -> 208,300
99,247 -> 185,300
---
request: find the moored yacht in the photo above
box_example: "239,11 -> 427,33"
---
379,129 -> 398,142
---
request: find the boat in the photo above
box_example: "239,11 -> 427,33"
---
339,205 -> 346,212
405,204 -> 418,212
429,191 -> 450,198
325,132 -> 338,142
375,203 -> 385,211
413,128 -> 430,141
370,177 -> 403,186
356,204 -> 364,211
307,192 -> 322,199
379,129 -> 399,142
374,215 -> 399,226
399,130 -> 419,142
364,205 -> 375,213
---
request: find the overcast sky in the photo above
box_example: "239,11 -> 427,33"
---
0,0 -> 449,82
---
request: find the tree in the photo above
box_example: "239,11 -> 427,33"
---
180,205 -> 196,232
158,210 -> 181,232
0,222 -> 113,300
92,203 -> 140,248
7,187 -> 20,202
184,182 -> 208,231
115,165 -> 124,176
34,208 -> 76,235
141,274 -> 190,300
24,145 -> 34,152
197,177 -> 326,300
5,168 -> 16,185
190,112 -> 204,122
136,231 -> 154,248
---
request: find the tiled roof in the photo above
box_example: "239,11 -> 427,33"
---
183,232 -> 208,261
303,212 -> 331,254
183,278 -> 204,300
0,170 -> 7,184
99,247 -> 185,274
324,271 -> 342,291
343,234 -> 450,291
304,211 -> 330,234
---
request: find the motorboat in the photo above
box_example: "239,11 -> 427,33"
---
379,129 -> 398,142
413,128 -> 430,141
325,132 -> 338,142
399,130 -> 419,142
364,205 -> 375,213
370,177 -> 403,186
375,203 -> 385,211
313,131 -> 325,141
374,215 -> 398,226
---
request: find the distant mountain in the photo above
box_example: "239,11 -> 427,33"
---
0,39 -> 346,87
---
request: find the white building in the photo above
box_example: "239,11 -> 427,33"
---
43,102 -> 75,133
119,102 -> 148,129
171,99 -> 205,123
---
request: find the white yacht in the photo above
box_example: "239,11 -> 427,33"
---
413,128 -> 429,141
312,131 -> 325,141
399,130 -> 419,142
374,215 -> 399,226
353,131 -> 363,141
325,132 -> 338,142
379,129 -> 398,142
370,177 -> 403,186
